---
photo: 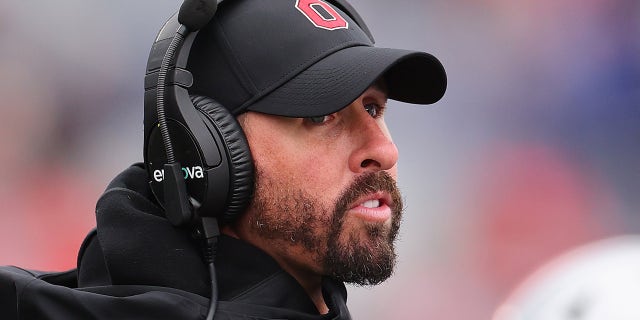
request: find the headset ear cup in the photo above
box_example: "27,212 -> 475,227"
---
191,95 -> 254,222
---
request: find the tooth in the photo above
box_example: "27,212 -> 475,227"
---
362,199 -> 380,208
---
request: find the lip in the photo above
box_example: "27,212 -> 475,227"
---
348,191 -> 393,222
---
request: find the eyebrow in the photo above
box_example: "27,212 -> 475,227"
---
370,79 -> 389,95
368,86 -> 389,101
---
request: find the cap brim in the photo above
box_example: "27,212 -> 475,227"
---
246,45 -> 447,117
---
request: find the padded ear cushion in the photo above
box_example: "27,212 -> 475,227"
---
190,94 -> 254,221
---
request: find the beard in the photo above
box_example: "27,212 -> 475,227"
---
247,169 -> 404,286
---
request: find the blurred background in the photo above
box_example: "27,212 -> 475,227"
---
0,0 -> 638,319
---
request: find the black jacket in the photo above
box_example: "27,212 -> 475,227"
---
0,163 -> 352,319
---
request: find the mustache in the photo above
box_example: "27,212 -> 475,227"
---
333,171 -> 403,219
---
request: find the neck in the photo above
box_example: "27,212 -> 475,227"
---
222,224 -> 330,314
278,260 -> 329,314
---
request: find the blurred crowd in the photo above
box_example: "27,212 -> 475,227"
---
1,0 -> 638,319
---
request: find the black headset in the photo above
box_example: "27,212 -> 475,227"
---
143,0 -> 253,228
142,0 -> 374,317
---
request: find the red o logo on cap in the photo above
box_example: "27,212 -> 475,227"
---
295,0 -> 349,30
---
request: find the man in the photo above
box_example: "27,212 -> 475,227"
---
0,0 -> 446,318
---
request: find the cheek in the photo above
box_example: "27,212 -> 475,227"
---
292,143 -> 353,190
267,150 -> 337,192
244,118 -> 353,204
253,140 -> 349,203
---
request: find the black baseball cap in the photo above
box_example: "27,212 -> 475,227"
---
187,0 -> 447,117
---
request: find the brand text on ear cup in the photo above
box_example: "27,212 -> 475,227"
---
153,166 -> 205,182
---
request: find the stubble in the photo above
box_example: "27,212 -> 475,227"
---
248,169 -> 404,286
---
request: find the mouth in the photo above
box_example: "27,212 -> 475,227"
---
348,192 -> 393,222
362,199 -> 382,208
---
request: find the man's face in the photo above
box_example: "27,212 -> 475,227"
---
238,84 -> 403,285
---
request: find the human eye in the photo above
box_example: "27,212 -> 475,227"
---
304,114 -> 335,125
364,103 -> 385,118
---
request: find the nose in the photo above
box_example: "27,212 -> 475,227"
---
348,112 -> 399,174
